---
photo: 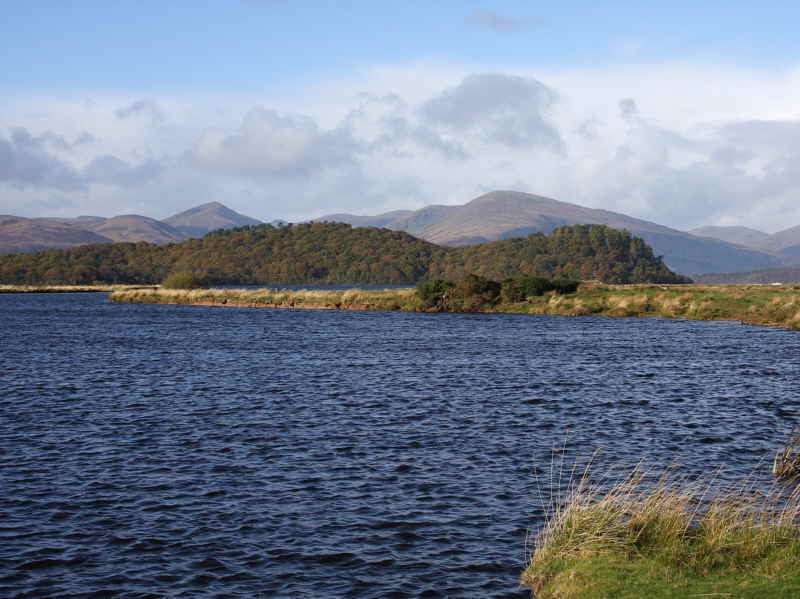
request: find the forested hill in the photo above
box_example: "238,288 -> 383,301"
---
0,222 -> 689,285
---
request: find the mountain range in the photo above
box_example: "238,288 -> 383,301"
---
0,202 -> 262,254
318,190 -> 787,275
4,190 -> 800,277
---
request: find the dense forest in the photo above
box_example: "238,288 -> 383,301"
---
0,222 -> 690,285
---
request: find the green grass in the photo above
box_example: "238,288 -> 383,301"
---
521,462 -> 800,598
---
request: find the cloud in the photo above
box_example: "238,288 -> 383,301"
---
463,10 -> 542,32
420,73 -> 564,152
0,128 -> 83,190
185,107 -> 360,179
0,127 -> 163,192
115,99 -> 165,124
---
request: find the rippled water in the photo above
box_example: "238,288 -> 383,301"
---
2,293 -> 799,598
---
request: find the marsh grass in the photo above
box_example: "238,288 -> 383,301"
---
110,287 -> 420,311
774,428 -> 800,480
110,283 -> 800,330
522,455 -> 800,598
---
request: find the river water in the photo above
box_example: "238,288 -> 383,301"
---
1,293 -> 799,598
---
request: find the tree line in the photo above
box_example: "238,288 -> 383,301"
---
0,222 -> 690,285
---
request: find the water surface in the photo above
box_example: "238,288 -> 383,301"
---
1,293 -> 798,598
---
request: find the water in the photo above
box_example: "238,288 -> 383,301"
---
1,293 -> 799,598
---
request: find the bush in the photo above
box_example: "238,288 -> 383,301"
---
448,273 -> 502,312
416,279 -> 455,310
501,276 -> 553,302
550,278 -> 580,294
161,271 -> 208,289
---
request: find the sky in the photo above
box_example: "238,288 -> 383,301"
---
2,1 -> 800,233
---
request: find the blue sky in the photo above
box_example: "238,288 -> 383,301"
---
3,1 -> 800,231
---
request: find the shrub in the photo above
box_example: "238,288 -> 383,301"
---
416,279 -> 455,310
448,273 -> 502,312
550,278 -> 580,295
161,271 -> 208,289
501,276 -> 553,302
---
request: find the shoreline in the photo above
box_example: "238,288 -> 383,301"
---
109,283 -> 800,330
0,284 -> 158,294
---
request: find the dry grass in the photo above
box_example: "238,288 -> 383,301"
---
108,283 -> 800,331
774,428 -> 800,480
522,456 -> 800,598
110,287 -> 419,311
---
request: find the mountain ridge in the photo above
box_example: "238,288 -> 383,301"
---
317,190 -> 782,275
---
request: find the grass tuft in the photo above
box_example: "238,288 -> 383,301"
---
522,459 -> 800,598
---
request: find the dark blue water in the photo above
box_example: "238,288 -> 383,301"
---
1,293 -> 799,598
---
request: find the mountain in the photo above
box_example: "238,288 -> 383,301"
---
0,202 -> 263,253
688,226 -> 770,249
693,267 -> 800,285
0,222 -> 687,286
689,224 -> 800,262
0,216 -> 113,254
163,202 -> 262,237
318,190 -> 780,275
85,215 -> 187,244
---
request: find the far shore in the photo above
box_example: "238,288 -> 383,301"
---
0,284 -> 159,294
109,283 -> 800,331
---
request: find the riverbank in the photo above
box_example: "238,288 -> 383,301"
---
110,283 -> 800,330
521,461 -> 800,598
1,284 -> 158,294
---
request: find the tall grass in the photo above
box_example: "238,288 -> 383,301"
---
522,457 -> 800,598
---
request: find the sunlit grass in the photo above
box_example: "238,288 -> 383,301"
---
521,458 -> 800,598
109,283 -> 800,330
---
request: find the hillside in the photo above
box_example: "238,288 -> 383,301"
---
693,267 -> 800,285
163,201 -> 263,237
688,225 -> 770,248
689,224 -> 800,262
0,202 -> 262,252
85,215 -> 187,244
0,216 -> 113,254
317,190 -> 779,275
0,222 -> 687,286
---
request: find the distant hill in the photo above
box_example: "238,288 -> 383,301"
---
317,190 -> 780,275
688,226 -> 770,249
693,267 -> 800,285
689,224 -> 800,262
85,215 -> 186,244
163,201 -> 262,237
0,202 -> 263,253
0,216 -> 113,254
0,222 -> 687,286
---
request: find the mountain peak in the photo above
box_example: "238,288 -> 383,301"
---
162,202 -> 262,237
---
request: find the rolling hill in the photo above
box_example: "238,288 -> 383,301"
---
317,190 -> 780,275
0,202 -> 262,253
0,222 -> 688,286
0,216 -> 113,254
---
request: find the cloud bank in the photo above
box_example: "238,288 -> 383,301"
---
3,64 -> 800,233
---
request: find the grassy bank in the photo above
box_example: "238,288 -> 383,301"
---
110,287 -> 420,311
521,463 -> 800,598
110,283 -> 800,330
1,284 -> 157,294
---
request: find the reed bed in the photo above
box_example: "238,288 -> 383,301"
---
522,458 -> 800,598
110,287 -> 420,311
109,283 -> 800,330
774,428 -> 800,480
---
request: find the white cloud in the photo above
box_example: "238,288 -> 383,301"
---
3,61 -> 800,231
